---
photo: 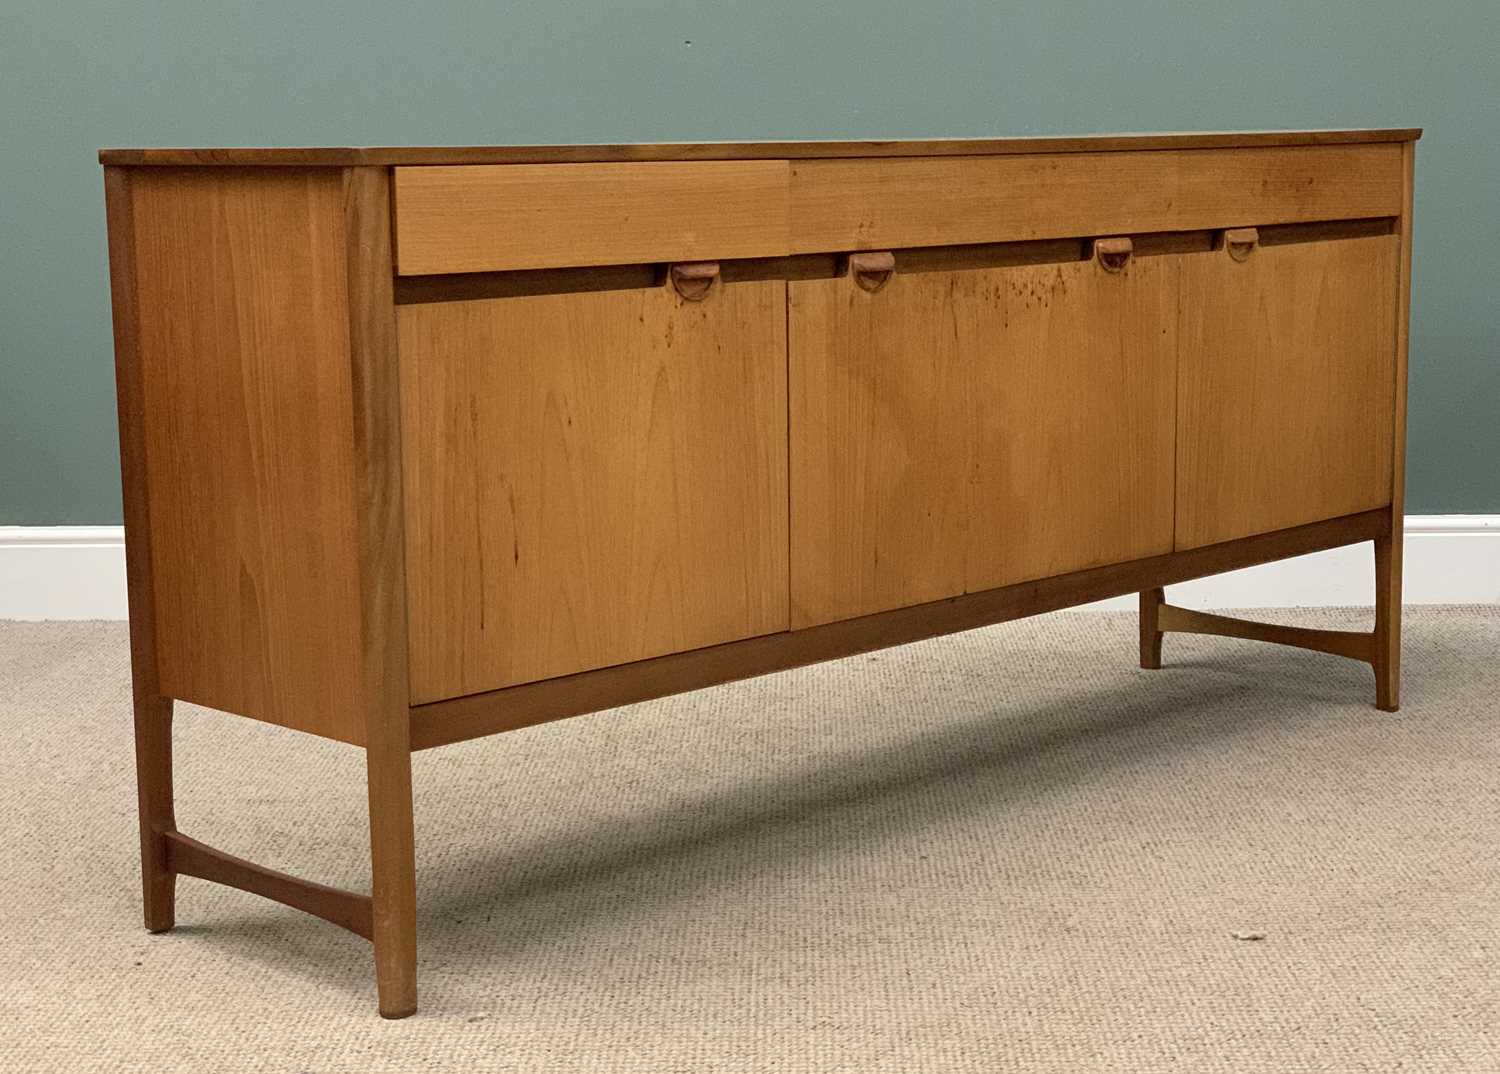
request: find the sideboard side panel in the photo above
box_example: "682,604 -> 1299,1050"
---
126,168 -> 366,744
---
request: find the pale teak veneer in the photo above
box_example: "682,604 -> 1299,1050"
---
101,129 -> 1419,1016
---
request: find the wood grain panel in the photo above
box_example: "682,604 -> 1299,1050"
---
1176,234 -> 1399,549
99,128 -> 1422,167
399,280 -> 789,703
128,168 -> 365,743
393,162 -> 789,274
790,145 -> 1403,254
968,254 -> 1177,588
789,271 -> 971,627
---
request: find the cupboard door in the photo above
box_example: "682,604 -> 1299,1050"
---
789,271 -> 970,628
1177,235 -> 1399,549
967,254 -> 1178,589
399,280 -> 789,703
790,250 -> 1178,627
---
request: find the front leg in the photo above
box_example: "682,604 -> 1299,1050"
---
367,729 -> 418,1018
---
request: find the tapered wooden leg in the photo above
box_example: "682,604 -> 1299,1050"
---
1373,529 -> 1402,712
134,695 -> 177,932
1139,587 -> 1165,669
367,733 -> 417,1018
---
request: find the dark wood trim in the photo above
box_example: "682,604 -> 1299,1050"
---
393,218 -> 1403,306
1256,217 -> 1396,247
393,244 -> 1092,304
410,508 -> 1391,751
394,254 -> 846,305
99,129 -> 1423,168
165,832 -> 374,940
893,237 -> 1088,272
396,263 -> 662,304
1156,604 -> 1375,662
1114,232 -> 1213,259
344,167 -> 419,1019
104,165 -> 178,933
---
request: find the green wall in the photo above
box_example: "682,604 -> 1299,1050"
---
2,1 -> 1496,523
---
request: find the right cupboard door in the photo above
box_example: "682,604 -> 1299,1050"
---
1176,234 -> 1400,549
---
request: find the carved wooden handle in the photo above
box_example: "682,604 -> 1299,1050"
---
1095,237 -> 1133,273
849,250 -> 896,293
669,261 -> 720,301
1224,227 -> 1259,262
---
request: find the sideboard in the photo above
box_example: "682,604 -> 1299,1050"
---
100,128 -> 1419,1017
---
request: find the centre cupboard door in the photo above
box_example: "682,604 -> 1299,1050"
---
399,278 -> 789,704
789,245 -> 1179,628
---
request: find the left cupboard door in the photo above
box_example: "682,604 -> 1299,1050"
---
398,279 -> 790,704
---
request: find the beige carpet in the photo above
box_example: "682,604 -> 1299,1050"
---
1,607 -> 1496,1072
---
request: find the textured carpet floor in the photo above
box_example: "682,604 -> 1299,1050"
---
1,607 -> 1496,1072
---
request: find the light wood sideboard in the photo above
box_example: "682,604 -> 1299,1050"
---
100,128 -> 1420,1017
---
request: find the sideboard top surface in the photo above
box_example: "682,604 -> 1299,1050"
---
99,128 -> 1421,167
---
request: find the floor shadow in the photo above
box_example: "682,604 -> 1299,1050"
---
413,648 -> 1380,963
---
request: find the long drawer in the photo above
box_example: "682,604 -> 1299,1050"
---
788,144 -> 1404,252
392,144 -> 1403,275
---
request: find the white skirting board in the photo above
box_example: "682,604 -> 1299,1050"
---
0,517 -> 1496,621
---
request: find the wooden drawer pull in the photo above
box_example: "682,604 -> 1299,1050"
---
1095,236 -> 1133,273
1224,227 -> 1260,261
849,250 -> 896,293
669,261 -> 720,301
